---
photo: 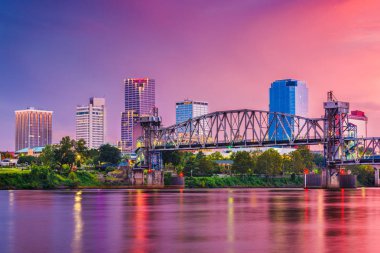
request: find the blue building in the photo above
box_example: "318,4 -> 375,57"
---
176,100 -> 208,124
176,100 -> 208,134
269,79 -> 308,140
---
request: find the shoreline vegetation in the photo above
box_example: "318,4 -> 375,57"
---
0,166 -> 371,190
0,136 -> 376,190
0,166 -> 305,190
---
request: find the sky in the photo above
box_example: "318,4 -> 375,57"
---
1,0 -> 380,151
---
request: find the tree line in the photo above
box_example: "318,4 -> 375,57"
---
163,147 -> 325,177
18,136 -> 121,173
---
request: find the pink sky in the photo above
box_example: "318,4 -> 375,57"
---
1,0 -> 380,150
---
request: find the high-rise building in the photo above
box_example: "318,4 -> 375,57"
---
15,108 -> 53,151
269,79 -> 308,140
176,99 -> 208,123
121,78 -> 155,151
76,97 -> 106,149
348,110 -> 368,138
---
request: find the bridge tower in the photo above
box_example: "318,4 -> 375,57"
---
139,108 -> 162,169
323,91 -> 350,188
138,109 -> 164,186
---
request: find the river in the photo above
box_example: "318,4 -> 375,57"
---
0,188 -> 379,253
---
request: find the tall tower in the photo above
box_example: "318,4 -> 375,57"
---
269,79 -> 308,140
15,108 -> 53,151
76,97 -> 106,149
121,78 -> 156,151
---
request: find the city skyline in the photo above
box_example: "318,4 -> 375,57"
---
2,0 -> 380,150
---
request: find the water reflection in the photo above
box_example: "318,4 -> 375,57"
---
72,191 -> 83,253
133,189 -> 147,253
1,189 -> 380,253
7,190 -> 15,253
227,193 -> 234,243
316,190 -> 325,253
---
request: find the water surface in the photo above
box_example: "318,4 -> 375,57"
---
0,188 -> 379,253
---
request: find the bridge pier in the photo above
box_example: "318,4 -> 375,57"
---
374,166 -> 380,187
320,167 -> 356,189
326,168 -> 340,189
321,168 -> 339,189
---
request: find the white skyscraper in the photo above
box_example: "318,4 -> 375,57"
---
76,97 -> 106,149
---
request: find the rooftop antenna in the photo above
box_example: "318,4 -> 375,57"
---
327,91 -> 337,102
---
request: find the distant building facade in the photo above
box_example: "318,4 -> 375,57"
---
15,108 -> 53,151
121,78 -> 155,151
176,99 -> 208,124
76,97 -> 106,149
176,99 -> 209,135
15,146 -> 44,157
348,110 -> 368,138
269,79 -> 308,140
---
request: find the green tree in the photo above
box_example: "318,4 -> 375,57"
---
183,155 -> 196,176
74,139 -> 88,166
289,150 -> 305,174
86,149 -> 100,165
313,153 -> 325,169
297,146 -> 314,169
348,165 -> 374,186
53,136 -> 76,169
180,152 -> 195,166
256,149 -> 283,176
232,151 -> 254,174
208,151 -> 224,161
98,144 -> 121,165
162,150 -> 182,166
18,155 -> 37,165
282,154 -> 292,174
197,156 -> 215,176
183,152 -> 216,176
39,145 -> 56,167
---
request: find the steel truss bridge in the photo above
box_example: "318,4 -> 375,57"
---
149,109 -> 325,149
140,94 -> 380,170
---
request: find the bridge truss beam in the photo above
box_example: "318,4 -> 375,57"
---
149,109 -> 325,151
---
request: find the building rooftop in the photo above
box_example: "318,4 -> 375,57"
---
15,146 -> 45,154
15,108 -> 53,113
349,110 -> 368,121
176,99 -> 208,105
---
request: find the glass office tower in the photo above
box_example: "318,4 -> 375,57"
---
176,100 -> 208,124
121,78 -> 155,151
269,79 -> 308,140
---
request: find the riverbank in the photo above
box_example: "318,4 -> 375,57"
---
0,167 -> 305,189
185,175 -> 303,188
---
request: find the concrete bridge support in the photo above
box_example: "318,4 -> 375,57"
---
321,167 -> 356,189
321,168 -> 339,189
374,166 -> 380,187
326,168 -> 340,189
